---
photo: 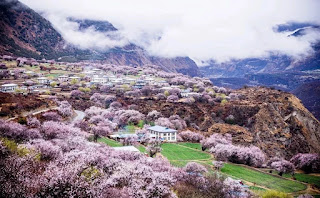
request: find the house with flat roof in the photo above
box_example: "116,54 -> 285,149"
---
91,75 -> 107,84
37,77 -> 49,84
148,125 -> 177,142
58,75 -> 69,82
69,76 -> 81,82
1,83 -> 18,92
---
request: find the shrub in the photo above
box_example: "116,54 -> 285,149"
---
27,117 -> 40,128
0,119 -> 30,141
260,190 -> 293,198
70,90 -> 83,98
42,111 -> 62,121
166,95 -> 179,103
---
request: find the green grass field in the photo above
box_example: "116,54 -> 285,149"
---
263,170 -> 320,189
221,163 -> 307,193
98,137 -> 122,147
161,143 -> 211,167
136,145 -> 146,153
284,173 -> 320,188
178,142 -> 202,150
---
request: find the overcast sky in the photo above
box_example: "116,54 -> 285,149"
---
21,0 -> 320,65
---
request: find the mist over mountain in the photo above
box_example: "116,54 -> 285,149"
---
1,0 -> 320,117
0,0 -> 201,76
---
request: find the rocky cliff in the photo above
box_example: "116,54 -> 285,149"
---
120,87 -> 320,159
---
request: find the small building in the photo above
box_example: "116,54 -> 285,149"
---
155,80 -> 169,87
37,77 -> 49,84
69,76 -> 81,82
1,83 -> 18,92
160,86 -> 173,92
123,77 -> 136,85
111,78 -> 123,85
181,89 -> 192,97
134,79 -> 146,89
91,75 -> 107,84
24,71 -> 34,75
184,92 -> 201,98
58,75 -> 69,82
148,125 -> 177,142
144,77 -> 154,85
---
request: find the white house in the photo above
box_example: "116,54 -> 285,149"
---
69,76 -> 81,82
148,125 -> 177,142
1,83 -> 18,92
58,75 -> 69,82
181,89 -> 192,97
134,79 -> 146,89
91,75 -> 107,84
37,77 -> 49,84
155,81 -> 169,87
24,71 -> 34,75
123,77 -> 136,85
92,68 -> 102,74
183,92 -> 201,98
82,71 -> 96,78
144,77 -> 155,85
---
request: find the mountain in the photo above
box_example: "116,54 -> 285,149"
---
292,80 -> 320,120
0,0 -> 201,76
201,24 -> 320,85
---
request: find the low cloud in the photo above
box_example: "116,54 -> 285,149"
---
21,0 -> 320,64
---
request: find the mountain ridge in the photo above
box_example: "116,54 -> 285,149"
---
0,0 -> 201,76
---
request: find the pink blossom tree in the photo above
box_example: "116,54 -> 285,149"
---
146,110 -> 162,122
42,111 -> 62,121
27,116 -> 40,128
179,131 -> 204,143
271,160 -> 295,176
146,139 -> 162,157
58,101 -> 73,117
121,135 -> 138,146
211,143 -> 265,167
213,161 -> 224,171
70,90 -> 83,98
166,95 -> 179,103
200,133 -> 232,151
290,153 -> 320,173
92,122 -> 114,142
30,139 -> 62,161
184,162 -> 207,175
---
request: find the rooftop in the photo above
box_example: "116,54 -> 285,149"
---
148,125 -> 177,133
1,83 -> 18,87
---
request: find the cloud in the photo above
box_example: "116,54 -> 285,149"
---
43,13 -> 128,50
21,0 -> 320,64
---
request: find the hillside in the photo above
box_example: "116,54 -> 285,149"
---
0,0 -> 201,76
292,80 -> 320,120
116,87 -> 320,159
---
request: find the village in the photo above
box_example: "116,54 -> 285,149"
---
0,55 -> 209,99
0,54 -> 319,198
